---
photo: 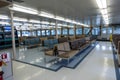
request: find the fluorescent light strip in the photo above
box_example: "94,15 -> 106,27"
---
14,22 -> 22,26
96,0 -> 109,24
55,16 -> 65,21
0,15 -> 9,19
10,4 -> 38,15
41,21 -> 49,24
13,17 -> 28,22
9,4 -> 89,27
29,19 -> 40,23
40,11 -> 55,18
96,0 -> 107,9
0,21 -> 9,25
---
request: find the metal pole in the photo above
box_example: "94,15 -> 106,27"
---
55,20 -> 58,39
74,25 -> 76,39
10,10 -> 16,60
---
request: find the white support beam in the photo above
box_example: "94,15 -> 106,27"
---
10,10 -> 16,60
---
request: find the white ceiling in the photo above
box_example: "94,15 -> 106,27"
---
0,0 -> 120,26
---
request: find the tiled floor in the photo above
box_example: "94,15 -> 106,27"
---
2,42 -> 97,71
11,42 -> 117,80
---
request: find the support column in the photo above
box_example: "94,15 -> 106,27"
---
36,30 -> 38,37
20,30 -> 22,37
67,28 -> 69,37
90,18 -> 93,35
50,29 -> 52,36
55,20 -> 58,39
82,26 -> 84,35
74,25 -> 76,39
20,30 -> 22,43
45,29 -> 46,36
10,10 -> 16,60
100,25 -> 102,36
40,29 -> 42,37
112,26 -> 114,34
61,27 -> 63,37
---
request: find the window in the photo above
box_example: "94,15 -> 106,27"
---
63,28 -> 67,35
76,28 -> 82,35
22,31 -> 31,36
51,29 -> 55,35
42,30 -> 45,36
102,27 -> 107,34
17,31 -> 21,37
57,29 -> 61,35
69,28 -> 74,35
46,30 -> 50,36
92,27 -> 99,35
108,27 -> 112,34
84,28 -> 90,35
37,30 -> 41,36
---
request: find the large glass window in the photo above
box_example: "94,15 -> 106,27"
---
17,31 -> 21,37
57,29 -> 61,35
42,30 -> 45,36
76,28 -> 82,35
92,27 -> 99,35
113,26 -> 120,34
84,28 -> 90,35
37,30 -> 41,36
22,31 -> 29,36
63,28 -> 67,35
69,28 -> 74,35
46,30 -> 50,36
51,29 -> 55,35
31,31 -> 36,36
108,27 -> 112,34
102,27 -> 107,34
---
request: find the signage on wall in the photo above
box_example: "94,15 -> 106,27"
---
0,52 -> 10,63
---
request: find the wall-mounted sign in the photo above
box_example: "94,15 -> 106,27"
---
0,52 -> 10,63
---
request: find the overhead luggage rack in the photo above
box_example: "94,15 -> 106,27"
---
0,0 -> 11,8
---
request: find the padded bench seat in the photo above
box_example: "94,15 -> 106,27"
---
58,50 -> 79,58
45,50 -> 53,56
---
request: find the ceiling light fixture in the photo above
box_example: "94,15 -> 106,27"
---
10,4 -> 38,15
96,0 -> 107,9
13,17 -> 28,22
29,19 -> 40,23
0,15 -> 9,19
9,4 -> 89,27
55,16 -> 65,21
39,11 -> 55,19
96,0 -> 109,24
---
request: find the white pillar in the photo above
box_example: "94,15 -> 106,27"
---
55,20 -> 58,39
74,25 -> 76,39
10,10 -> 16,60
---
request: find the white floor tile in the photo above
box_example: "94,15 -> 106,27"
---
12,42 -> 116,80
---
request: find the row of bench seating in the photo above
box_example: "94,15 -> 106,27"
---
42,36 -> 96,49
42,37 -> 69,48
112,34 -> 120,66
23,38 -> 40,48
44,36 -> 96,63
